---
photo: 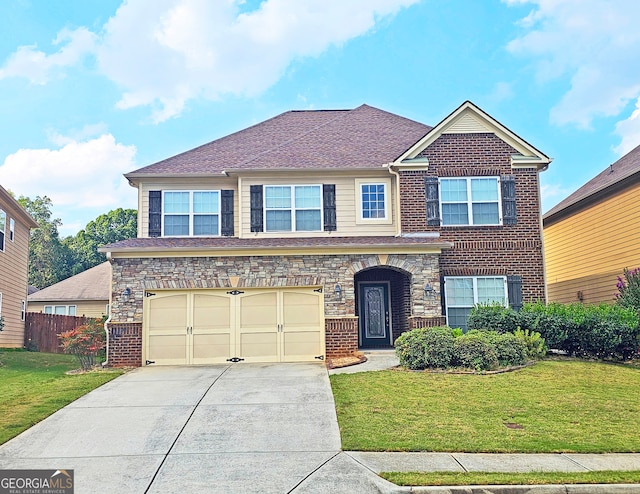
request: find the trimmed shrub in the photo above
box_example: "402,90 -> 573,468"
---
452,332 -> 499,371
395,326 -> 455,370
468,303 -> 520,334
475,330 -> 527,366
514,328 -> 547,359
58,318 -> 106,371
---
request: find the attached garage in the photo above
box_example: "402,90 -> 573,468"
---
143,287 -> 325,365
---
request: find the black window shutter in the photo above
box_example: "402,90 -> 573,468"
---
507,275 -> 523,311
250,185 -> 264,232
220,190 -> 234,237
501,175 -> 517,225
149,190 -> 162,237
425,176 -> 440,226
323,184 -> 337,232
440,276 -> 447,317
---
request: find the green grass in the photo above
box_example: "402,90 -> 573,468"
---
330,359 -> 640,452
0,350 -> 123,445
381,470 -> 640,486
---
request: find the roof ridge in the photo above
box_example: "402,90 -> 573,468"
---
236,107 -> 357,168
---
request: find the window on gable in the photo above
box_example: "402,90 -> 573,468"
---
264,185 -> 322,232
444,276 -> 507,331
163,191 -> 220,236
0,209 -> 5,251
440,177 -> 501,226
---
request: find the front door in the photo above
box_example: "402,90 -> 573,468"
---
358,282 -> 391,348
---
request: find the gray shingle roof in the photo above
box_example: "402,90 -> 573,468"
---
28,261 -> 110,302
544,144 -> 640,222
126,104 -> 432,176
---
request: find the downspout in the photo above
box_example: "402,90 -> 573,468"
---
386,163 -> 402,237
101,253 -> 113,368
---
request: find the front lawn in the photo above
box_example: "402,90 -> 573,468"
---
330,359 -> 640,452
0,350 -> 123,445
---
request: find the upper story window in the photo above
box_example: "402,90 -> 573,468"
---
361,183 -> 387,219
9,218 -> 14,242
440,177 -> 501,226
264,185 -> 322,232
163,191 -> 220,236
0,209 -> 5,251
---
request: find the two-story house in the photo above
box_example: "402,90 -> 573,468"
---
100,101 -> 550,367
0,184 -> 38,347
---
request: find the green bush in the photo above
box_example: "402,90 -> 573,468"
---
475,330 -> 528,366
394,326 -> 455,370
616,267 -> 640,312
452,332 -> 499,371
514,328 -> 547,359
468,303 -> 520,333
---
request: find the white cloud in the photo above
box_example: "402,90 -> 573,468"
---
0,135 -> 138,236
505,0 -> 640,150
540,182 -> 572,213
1,0 -> 418,123
614,98 -> 640,156
0,27 -> 96,84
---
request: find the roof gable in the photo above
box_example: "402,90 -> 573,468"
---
544,143 -> 640,223
126,105 -> 431,178
0,183 -> 38,229
395,101 -> 551,169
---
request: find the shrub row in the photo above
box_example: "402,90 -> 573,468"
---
468,302 -> 640,360
394,326 -> 536,371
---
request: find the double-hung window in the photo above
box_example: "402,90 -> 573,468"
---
264,185 -> 322,232
440,177 -> 501,226
444,276 -> 507,331
163,191 -> 220,236
0,209 -> 5,251
44,305 -> 77,316
360,183 -> 387,219
9,218 -> 14,242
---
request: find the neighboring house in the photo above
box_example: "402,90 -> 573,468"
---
0,184 -> 38,348
100,101 -> 550,367
543,144 -> 640,304
27,261 -> 111,318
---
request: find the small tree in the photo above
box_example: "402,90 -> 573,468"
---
616,267 -> 640,313
59,319 -> 106,371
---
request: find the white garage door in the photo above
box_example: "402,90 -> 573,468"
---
144,287 -> 325,365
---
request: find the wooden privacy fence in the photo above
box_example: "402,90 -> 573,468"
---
24,313 -> 90,353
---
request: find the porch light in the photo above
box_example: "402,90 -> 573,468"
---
122,287 -> 131,302
334,284 -> 342,297
423,283 -> 435,294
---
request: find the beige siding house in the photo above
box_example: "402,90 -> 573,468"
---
28,261 -> 111,318
0,184 -> 38,347
543,144 -> 640,304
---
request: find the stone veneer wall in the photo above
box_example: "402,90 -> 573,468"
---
108,253 -> 441,362
399,133 -> 546,302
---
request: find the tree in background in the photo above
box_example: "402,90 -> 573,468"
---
18,195 -> 71,288
64,208 -> 137,275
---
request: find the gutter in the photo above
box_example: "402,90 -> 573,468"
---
102,252 -> 112,368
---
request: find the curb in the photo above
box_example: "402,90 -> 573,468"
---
407,484 -> 640,493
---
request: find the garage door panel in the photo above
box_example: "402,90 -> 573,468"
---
239,332 -> 278,361
282,331 -> 322,362
193,293 -> 232,329
148,335 -> 188,364
148,294 -> 188,331
239,292 -> 278,328
192,334 -> 231,362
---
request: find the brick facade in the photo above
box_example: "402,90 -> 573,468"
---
106,322 -> 142,367
325,317 -> 359,357
399,133 -> 546,303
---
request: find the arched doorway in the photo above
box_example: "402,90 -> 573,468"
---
354,267 -> 411,349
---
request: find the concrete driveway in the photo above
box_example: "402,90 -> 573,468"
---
0,363 -> 397,494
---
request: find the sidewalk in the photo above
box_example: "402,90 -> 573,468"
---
330,351 -> 640,494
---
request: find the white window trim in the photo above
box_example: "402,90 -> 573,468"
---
0,209 -> 6,252
439,176 -> 503,226
43,305 -> 77,316
444,276 -> 508,328
9,218 -> 15,242
0,292 -> 3,316
263,184 -> 323,232
162,190 -> 221,237
355,179 -> 392,225
21,300 -> 25,321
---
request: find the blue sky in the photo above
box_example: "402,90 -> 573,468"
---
1,0 -> 639,236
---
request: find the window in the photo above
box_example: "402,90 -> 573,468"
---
360,183 -> 387,219
21,300 -> 25,321
9,218 -> 14,242
0,292 -> 3,317
440,177 -> 501,226
163,191 -> 220,236
44,305 -> 76,316
444,276 -> 507,331
264,185 -> 322,232
0,209 -> 5,251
